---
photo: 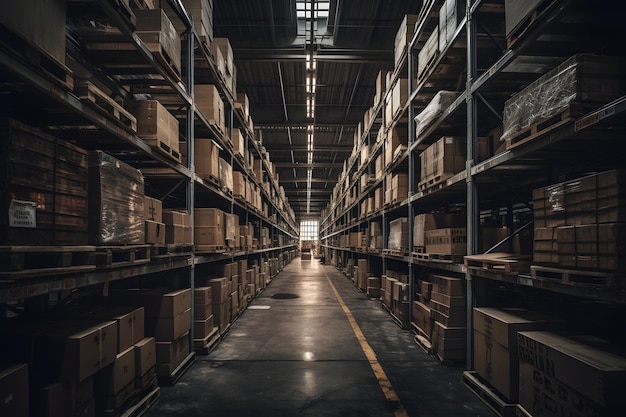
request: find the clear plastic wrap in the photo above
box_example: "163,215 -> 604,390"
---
414,91 -> 460,139
219,157 -> 233,192
502,54 -> 626,141
388,217 -> 409,251
88,151 -> 145,245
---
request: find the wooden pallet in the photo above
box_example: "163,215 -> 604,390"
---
418,173 -> 454,192
95,245 -> 151,268
0,246 -> 96,279
411,323 -> 433,354
74,81 -> 137,133
199,174 -> 220,188
149,244 -> 193,260
530,265 -> 620,288
504,102 -> 598,150
100,374 -> 159,417
464,253 -> 532,274
0,22 -> 74,91
506,0 -> 558,49
462,371 -> 517,417
157,352 -> 195,387
195,244 -> 227,254
140,38 -> 181,81
194,326 -> 221,355
382,249 -> 408,257
413,252 -> 464,264
141,137 -> 181,163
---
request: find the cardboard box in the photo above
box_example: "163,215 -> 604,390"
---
418,25 -> 439,77
206,277 -> 231,304
146,308 -> 191,341
193,138 -> 219,181
394,14 -> 419,66
95,346 -> 135,396
36,377 -> 93,417
473,308 -> 564,401
195,84 -> 225,132
144,288 -> 191,318
194,315 -> 215,339
144,196 -> 163,222
518,331 -> 626,411
195,208 -> 224,227
419,136 -> 466,185
128,99 -> 179,152
0,364 -> 28,417
195,225 -> 225,246
145,220 -> 166,245
134,337 -> 156,378
39,320 -> 118,383
194,302 -> 212,321
194,286 -> 212,305
82,306 -> 145,353
412,301 -> 433,338
425,227 -> 467,255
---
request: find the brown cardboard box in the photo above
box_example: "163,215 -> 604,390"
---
195,225 -> 225,246
394,14 -> 419,66
473,308 -> 564,401
412,301 -> 433,338
195,84 -> 225,132
144,196 -> 163,222
418,25 -> 439,77
425,227 -> 467,255
194,139 -> 219,181
95,346 -> 135,395
128,100 -> 179,152
163,209 -> 191,244
431,274 -> 464,297
134,337 -> 156,378
39,320 -> 118,383
145,220 -> 166,245
194,302 -> 212,321
194,286 -> 212,305
144,288 -> 191,318
518,331 -> 626,411
146,308 -> 191,341
83,306 -> 145,353
194,315 -> 215,339
135,9 -> 181,74
195,208 -> 224,227
36,377 -> 93,417
0,363 -> 28,417
206,277 -> 231,304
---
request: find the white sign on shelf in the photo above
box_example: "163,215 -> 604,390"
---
8,199 -> 37,228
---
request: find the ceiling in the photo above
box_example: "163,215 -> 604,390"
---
213,0 -> 424,221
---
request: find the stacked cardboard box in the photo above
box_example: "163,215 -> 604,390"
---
533,170 -> 626,274
438,0 -> 465,50
205,277 -> 231,333
394,14 -> 419,67
0,119 -> 89,245
367,277 -> 381,298
369,222 -> 383,251
156,0 -> 213,44
473,307 -> 563,402
425,227 -> 467,255
163,209 -> 192,244
135,9 -> 182,75
413,213 -> 465,250
195,84 -> 225,133
429,275 -> 466,362
144,196 -> 165,245
143,289 -> 191,377
418,25 -> 439,78
194,208 -> 225,248
232,128 -> 245,158
374,70 -> 389,107
88,151 -> 145,245
128,99 -> 179,158
356,259 -> 368,290
388,217 -> 409,252
193,286 -> 216,348
385,126 -> 408,169
517,330 -> 626,416
210,38 -> 235,94
419,136 -> 465,189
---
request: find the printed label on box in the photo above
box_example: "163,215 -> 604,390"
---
9,199 -> 36,228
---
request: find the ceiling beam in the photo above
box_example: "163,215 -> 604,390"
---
233,47 -> 392,63
279,178 -> 334,183
274,162 -> 343,168
264,146 -> 352,152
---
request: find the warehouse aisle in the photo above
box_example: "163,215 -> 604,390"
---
145,259 -> 493,417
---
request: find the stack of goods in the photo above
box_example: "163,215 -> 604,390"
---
144,196 -> 165,245
429,275 -> 466,362
219,158 -> 233,193
192,138 -> 219,183
194,208 -> 225,250
418,136 -> 465,190
195,84 -> 225,134
367,277 -> 381,299
143,289 -> 191,378
356,259 -> 368,291
387,217 -> 409,253
205,277 -> 231,333
88,151 -> 145,245
472,307 -> 563,403
163,209 -> 192,244
127,99 -> 179,160
369,222 -> 383,251
533,169 -> 625,276
1,118 -> 89,245
502,54 -> 626,146
135,9 -> 182,76
414,91 -> 460,140
193,286 -> 216,349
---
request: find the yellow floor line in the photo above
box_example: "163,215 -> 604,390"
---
322,267 -> 409,417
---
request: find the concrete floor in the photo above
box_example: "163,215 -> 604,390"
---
145,258 -> 494,417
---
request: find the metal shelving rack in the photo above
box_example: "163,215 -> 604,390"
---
0,0 -> 299,372
321,2 -> 626,413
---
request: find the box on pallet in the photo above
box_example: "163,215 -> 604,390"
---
394,14 -> 419,67
135,9 -> 182,75
419,136 -> 465,188
127,99 -> 179,156
195,84 -> 225,133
